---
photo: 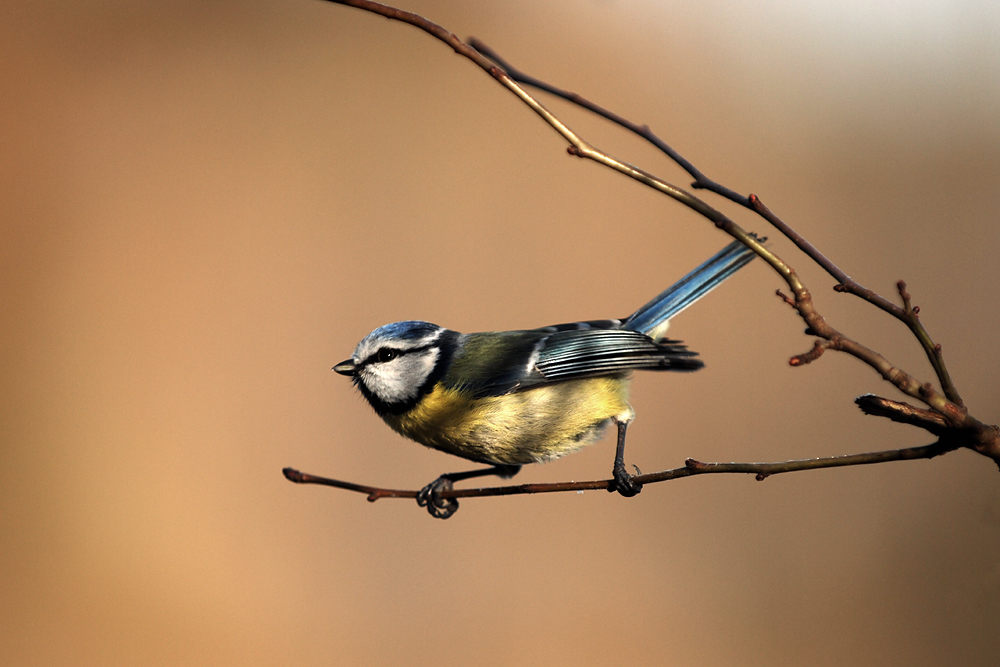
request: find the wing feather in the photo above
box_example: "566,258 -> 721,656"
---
443,327 -> 702,399
535,329 -> 701,381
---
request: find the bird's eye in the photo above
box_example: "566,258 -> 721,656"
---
375,348 -> 399,364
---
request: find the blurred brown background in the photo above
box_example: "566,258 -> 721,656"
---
3,1 -> 999,665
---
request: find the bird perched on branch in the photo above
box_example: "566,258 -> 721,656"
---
334,240 -> 757,518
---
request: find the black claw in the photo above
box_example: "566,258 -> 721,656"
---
611,460 -> 643,497
416,476 -> 459,519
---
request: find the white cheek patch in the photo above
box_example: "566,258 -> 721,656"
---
362,347 -> 440,404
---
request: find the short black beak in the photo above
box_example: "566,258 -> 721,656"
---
333,359 -> 357,376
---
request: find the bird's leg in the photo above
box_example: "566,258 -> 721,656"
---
610,418 -> 642,497
417,464 -> 521,519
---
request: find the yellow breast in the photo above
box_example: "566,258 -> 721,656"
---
383,376 -> 634,465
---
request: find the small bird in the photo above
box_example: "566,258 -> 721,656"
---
334,240 -> 756,517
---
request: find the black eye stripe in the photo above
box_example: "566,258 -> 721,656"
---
364,343 -> 434,366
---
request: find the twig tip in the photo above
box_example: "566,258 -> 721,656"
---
775,289 -> 796,308
789,340 -> 828,366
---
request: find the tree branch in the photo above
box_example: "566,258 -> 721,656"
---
467,38 -> 751,207
283,439 -> 958,504
854,394 -> 950,435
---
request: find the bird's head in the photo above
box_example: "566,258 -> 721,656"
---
334,320 -> 455,415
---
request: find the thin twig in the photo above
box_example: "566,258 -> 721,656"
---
283,440 -> 957,503
752,196 -> 961,405
854,394 -> 950,435
468,38 -> 750,206
469,39 -> 903,311
896,280 -> 963,405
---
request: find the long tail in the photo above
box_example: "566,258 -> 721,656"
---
623,240 -> 757,339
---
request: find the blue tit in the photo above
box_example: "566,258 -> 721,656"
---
334,240 -> 757,517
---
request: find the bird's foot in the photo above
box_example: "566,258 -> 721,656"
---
611,461 -> 643,497
416,476 -> 459,519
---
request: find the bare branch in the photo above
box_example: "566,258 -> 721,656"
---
854,394 -> 950,435
283,440 -> 959,504
896,280 -> 963,405
283,467 -> 417,501
467,38 -> 750,206
789,340 -> 830,367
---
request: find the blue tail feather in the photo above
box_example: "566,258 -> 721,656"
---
623,240 -> 757,337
